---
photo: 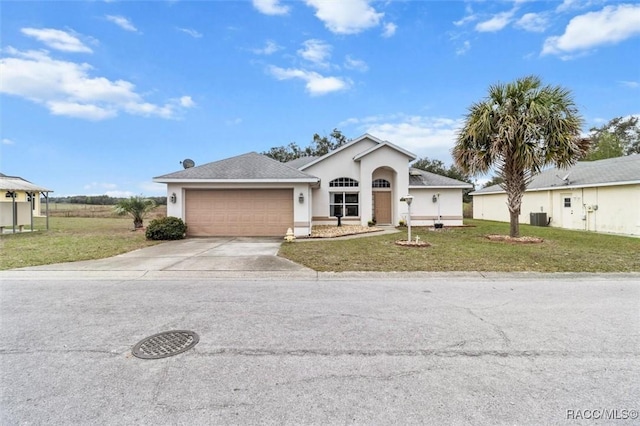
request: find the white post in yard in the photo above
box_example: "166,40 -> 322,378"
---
404,195 -> 414,243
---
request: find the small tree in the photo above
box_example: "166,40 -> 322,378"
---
453,75 -> 588,237
113,196 -> 157,229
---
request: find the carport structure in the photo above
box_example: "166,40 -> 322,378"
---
0,173 -> 52,233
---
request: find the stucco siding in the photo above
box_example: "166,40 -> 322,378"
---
409,188 -> 465,226
472,184 -> 640,236
304,139 -> 376,223
358,146 -> 410,226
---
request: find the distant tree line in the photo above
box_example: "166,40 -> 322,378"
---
262,129 -> 348,162
581,116 -> 639,161
43,195 -> 167,206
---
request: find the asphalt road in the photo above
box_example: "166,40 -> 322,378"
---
1,273 -> 638,425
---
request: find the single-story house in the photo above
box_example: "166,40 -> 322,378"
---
153,134 -> 473,237
0,173 -> 52,232
471,155 -> 640,237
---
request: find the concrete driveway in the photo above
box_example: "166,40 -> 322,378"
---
17,237 -> 311,275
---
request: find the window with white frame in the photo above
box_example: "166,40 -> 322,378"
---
330,192 -> 359,217
372,179 -> 390,188
329,177 -> 359,187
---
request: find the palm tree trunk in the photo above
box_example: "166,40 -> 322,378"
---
509,209 -> 520,238
504,162 -> 525,238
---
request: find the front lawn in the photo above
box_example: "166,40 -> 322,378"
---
279,220 -> 640,272
0,217 -> 160,270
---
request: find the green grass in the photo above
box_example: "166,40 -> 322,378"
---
0,217 -> 160,270
279,219 -> 640,272
43,203 -> 167,218
2,217 -> 638,272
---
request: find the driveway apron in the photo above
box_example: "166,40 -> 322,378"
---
18,237 -> 309,272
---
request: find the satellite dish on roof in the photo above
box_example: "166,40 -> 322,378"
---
181,158 -> 195,169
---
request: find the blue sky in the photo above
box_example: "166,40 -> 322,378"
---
1,0 -> 639,196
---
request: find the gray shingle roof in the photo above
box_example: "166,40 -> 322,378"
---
154,152 -> 319,181
409,168 -> 474,188
472,155 -> 640,195
286,156 -> 318,169
0,174 -> 52,192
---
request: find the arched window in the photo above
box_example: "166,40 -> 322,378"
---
372,179 -> 391,188
329,177 -> 359,187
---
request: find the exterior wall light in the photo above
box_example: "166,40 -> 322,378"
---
298,192 -> 304,203
170,193 -> 177,204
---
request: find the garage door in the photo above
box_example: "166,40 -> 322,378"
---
185,189 -> 293,237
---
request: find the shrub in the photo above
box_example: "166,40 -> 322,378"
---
145,216 -> 187,240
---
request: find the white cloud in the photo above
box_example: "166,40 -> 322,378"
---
138,181 -> 166,195
305,0 -> 383,34
515,13 -> 549,33
475,10 -> 515,32
2,138 -> 15,145
342,114 -> 464,159
105,190 -> 136,198
542,4 -> 640,56
178,96 -> 195,108
268,66 -> 350,96
226,117 -> 243,125
252,0 -> 290,16
84,182 -> 118,190
456,40 -> 471,56
298,39 -> 332,67
105,15 -> 138,32
454,15 -> 477,27
0,48 -> 193,120
252,40 -> 281,55
382,22 -> 397,38
177,27 -> 203,38
619,81 -> 639,89
344,55 -> 368,72
556,0 -> 580,13
21,28 -> 93,53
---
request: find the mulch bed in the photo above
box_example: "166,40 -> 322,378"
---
310,225 -> 382,238
485,234 -> 544,243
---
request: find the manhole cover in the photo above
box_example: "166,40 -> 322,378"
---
132,330 -> 199,359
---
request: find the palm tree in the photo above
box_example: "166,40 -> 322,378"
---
453,75 -> 589,237
113,196 -> 157,229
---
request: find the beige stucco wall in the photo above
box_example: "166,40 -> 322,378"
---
408,188 -> 465,226
358,146 -> 409,226
472,184 -> 640,236
0,190 -> 46,227
303,138 -> 377,226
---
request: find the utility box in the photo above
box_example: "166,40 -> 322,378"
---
530,212 -> 548,226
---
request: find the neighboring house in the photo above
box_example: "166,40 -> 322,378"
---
471,155 -> 640,237
0,173 -> 52,232
154,134 -> 472,237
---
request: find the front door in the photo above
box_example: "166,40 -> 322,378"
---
373,192 -> 392,225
